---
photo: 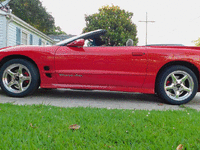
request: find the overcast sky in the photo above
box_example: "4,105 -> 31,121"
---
41,0 -> 200,46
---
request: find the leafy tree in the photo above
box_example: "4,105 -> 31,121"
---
193,38 -> 200,46
83,5 -> 138,46
48,26 -> 66,35
0,0 -> 65,35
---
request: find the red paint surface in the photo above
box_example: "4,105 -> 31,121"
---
1,45 -> 200,94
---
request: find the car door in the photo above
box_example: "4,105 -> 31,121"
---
55,46 -> 148,88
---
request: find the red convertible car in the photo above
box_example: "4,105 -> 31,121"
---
0,29 -> 199,105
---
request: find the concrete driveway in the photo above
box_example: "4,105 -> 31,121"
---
0,88 -> 200,111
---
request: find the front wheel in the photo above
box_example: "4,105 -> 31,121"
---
157,65 -> 198,105
0,59 -> 39,97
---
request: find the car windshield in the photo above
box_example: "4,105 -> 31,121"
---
56,29 -> 107,46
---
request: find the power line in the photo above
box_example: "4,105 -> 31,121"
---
139,12 -> 155,45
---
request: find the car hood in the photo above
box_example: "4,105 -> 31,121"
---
0,45 -> 59,53
0,46 -> 13,51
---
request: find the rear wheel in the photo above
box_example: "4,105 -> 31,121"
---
157,65 -> 198,105
0,59 -> 39,97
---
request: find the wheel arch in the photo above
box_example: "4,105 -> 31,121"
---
0,55 -> 41,86
155,61 -> 199,93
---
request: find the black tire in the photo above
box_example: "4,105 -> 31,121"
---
156,65 -> 198,105
0,59 -> 39,97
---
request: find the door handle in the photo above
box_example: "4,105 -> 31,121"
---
132,52 -> 145,56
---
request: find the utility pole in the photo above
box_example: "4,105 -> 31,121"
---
139,12 -> 155,45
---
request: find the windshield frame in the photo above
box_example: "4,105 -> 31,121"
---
56,29 -> 107,46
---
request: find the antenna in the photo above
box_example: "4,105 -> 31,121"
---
0,0 -> 11,9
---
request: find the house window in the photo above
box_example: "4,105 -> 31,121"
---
30,34 -> 33,45
22,31 -> 28,45
39,38 -> 42,45
16,27 -> 21,45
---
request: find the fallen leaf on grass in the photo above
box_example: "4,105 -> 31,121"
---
69,124 -> 80,130
29,123 -> 37,129
176,144 -> 183,150
104,144 -> 112,148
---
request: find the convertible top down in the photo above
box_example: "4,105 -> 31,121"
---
0,29 -> 200,105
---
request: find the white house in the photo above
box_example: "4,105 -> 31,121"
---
0,9 -> 55,49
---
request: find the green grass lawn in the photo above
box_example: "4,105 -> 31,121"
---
0,103 -> 199,150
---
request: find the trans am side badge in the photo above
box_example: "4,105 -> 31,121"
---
59,74 -> 83,77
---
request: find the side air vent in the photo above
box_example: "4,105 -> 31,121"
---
44,66 -> 50,71
45,73 -> 52,78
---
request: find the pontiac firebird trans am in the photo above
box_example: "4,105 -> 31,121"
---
0,29 -> 200,105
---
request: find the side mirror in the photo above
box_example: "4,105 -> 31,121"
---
67,39 -> 85,47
